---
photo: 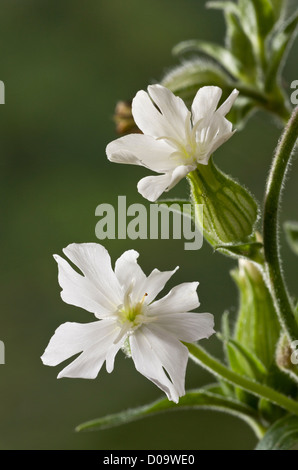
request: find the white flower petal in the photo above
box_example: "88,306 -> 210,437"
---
41,320 -> 119,375
132,90 -> 174,138
148,282 -> 200,316
130,325 -> 188,402
115,249 -> 146,293
167,164 -> 196,190
154,312 -> 215,342
191,86 -> 222,125
57,323 -> 120,379
62,243 -> 123,311
54,254 -> 112,318
216,88 -> 239,117
137,165 -> 195,202
208,129 -> 235,156
105,336 -> 126,373
147,84 -> 191,141
204,111 -> 235,156
139,266 -> 179,304
106,134 -> 176,172
137,172 -> 173,202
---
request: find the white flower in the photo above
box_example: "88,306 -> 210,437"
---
106,85 -> 238,202
41,243 -> 214,403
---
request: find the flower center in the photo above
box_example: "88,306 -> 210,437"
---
113,291 -> 156,348
119,292 -> 148,327
156,115 -> 204,165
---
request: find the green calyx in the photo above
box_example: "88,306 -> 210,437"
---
187,157 -> 259,247
231,259 -> 280,369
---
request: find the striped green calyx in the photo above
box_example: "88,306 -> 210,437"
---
187,157 -> 259,246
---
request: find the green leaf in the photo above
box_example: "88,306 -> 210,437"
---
266,10 -> 298,89
221,335 -> 267,408
251,0 -> 275,38
224,11 -> 257,82
218,311 -> 237,398
76,388 -> 259,433
173,40 -> 241,79
239,0 -> 275,40
270,0 -> 286,21
162,59 -> 235,109
284,220 -> 298,255
225,338 -> 268,381
207,1 -> 239,16
271,0 -> 287,21
202,383 -> 226,396
221,310 -> 231,341
224,341 -> 259,407
256,415 -> 298,449
219,312 -> 267,408
188,158 -> 259,246
215,241 -> 264,263
238,0 -> 259,50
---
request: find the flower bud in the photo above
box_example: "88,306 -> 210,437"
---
276,334 -> 298,383
228,259 -> 296,419
113,100 -> 141,135
188,157 -> 259,247
231,259 -> 280,368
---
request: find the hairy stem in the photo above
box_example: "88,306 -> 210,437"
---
187,343 -> 298,416
263,106 -> 298,342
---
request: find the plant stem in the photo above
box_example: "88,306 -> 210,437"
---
187,343 -> 298,416
263,106 -> 298,342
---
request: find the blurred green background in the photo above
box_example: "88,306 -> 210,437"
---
1,0 -> 297,450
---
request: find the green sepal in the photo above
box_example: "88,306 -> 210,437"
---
284,220 -> 298,256
255,415 -> 298,450
188,158 -> 259,246
76,388 -> 261,436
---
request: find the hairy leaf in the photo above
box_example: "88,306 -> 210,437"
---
173,40 -> 241,79
256,415 -> 298,449
76,389 -> 259,433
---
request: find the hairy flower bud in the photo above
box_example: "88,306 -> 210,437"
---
276,334 -> 298,383
231,259 -> 280,367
